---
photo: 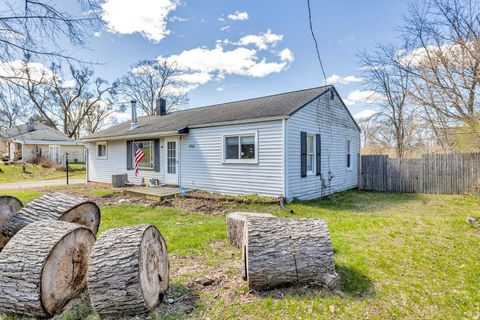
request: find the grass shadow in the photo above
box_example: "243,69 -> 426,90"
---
151,284 -> 201,320
335,264 -> 374,298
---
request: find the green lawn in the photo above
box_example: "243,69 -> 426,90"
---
0,163 -> 85,183
1,189 -> 479,320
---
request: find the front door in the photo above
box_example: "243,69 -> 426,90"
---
164,138 -> 179,185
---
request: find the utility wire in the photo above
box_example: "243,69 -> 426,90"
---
307,0 -> 327,85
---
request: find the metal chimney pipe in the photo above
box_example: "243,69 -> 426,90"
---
131,100 -> 138,129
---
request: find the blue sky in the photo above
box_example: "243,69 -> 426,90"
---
71,0 -> 409,119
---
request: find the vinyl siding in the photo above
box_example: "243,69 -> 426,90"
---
87,140 -> 164,184
179,121 -> 284,197
287,91 -> 360,200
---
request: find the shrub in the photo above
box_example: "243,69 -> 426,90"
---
32,156 -> 53,168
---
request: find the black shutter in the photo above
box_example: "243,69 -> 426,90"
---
316,134 -> 321,176
126,140 -> 132,170
154,139 -> 160,172
300,131 -> 307,178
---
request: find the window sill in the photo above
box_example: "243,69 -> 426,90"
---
222,159 -> 258,164
96,156 -> 107,160
347,168 -> 353,171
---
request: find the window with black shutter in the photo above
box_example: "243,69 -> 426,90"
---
300,131 -> 307,177
316,134 -> 321,176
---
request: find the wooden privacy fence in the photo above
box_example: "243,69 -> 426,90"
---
360,153 -> 480,194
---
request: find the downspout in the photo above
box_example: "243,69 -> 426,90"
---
281,118 -> 294,214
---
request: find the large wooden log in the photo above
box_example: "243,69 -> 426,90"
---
0,220 -> 95,318
226,212 -> 275,248
87,224 -> 169,317
2,192 -> 100,238
0,195 -> 23,250
243,218 -> 340,291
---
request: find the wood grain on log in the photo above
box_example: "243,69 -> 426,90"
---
87,224 -> 169,317
2,192 -> 100,238
243,218 -> 340,291
226,212 -> 275,249
0,195 -> 23,250
0,220 -> 95,318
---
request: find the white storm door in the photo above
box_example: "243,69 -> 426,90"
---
164,138 -> 179,185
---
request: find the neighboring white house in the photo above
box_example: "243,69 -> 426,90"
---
82,85 -> 360,200
0,121 -> 85,164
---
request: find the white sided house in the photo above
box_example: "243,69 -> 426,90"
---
83,86 -> 360,200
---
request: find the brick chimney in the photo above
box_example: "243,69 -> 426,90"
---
156,98 -> 167,116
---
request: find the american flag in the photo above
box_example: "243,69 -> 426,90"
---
133,142 -> 145,176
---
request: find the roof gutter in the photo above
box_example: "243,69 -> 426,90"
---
81,130 -> 185,142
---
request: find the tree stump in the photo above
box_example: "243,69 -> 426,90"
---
0,220 -> 96,318
0,195 -> 23,250
87,224 -> 169,317
227,212 -> 275,248
2,192 -> 100,238
242,218 -> 340,291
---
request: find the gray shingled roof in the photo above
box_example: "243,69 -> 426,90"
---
0,122 -> 80,145
83,86 -> 334,141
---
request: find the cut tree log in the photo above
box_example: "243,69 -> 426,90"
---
2,192 -> 100,238
226,212 -> 275,248
0,195 -> 23,249
242,218 -> 340,291
87,224 -> 169,317
0,220 -> 96,318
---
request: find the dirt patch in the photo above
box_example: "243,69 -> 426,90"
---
154,196 -> 233,215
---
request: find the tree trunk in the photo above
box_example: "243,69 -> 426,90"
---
227,212 -> 275,249
0,220 -> 95,318
0,195 -> 23,250
87,224 -> 169,317
2,192 -> 100,238
243,218 -> 340,291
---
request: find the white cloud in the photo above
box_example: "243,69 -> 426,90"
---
0,60 -> 54,84
100,0 -> 177,42
279,48 -> 294,63
326,74 -> 363,85
163,43 -> 288,77
169,15 -> 188,22
236,29 -> 283,50
227,11 -> 249,21
354,109 -> 377,120
216,86 -> 224,92
158,39 -> 292,91
221,26 -> 231,31
174,72 -> 212,85
344,90 -> 385,106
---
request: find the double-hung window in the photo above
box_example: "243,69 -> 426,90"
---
306,134 -> 315,174
96,142 -> 107,160
223,133 -> 257,163
347,140 -> 352,170
133,140 -> 154,169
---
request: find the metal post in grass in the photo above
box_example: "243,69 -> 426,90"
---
65,152 -> 69,186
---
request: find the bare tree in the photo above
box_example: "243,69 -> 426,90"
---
0,0 -> 101,62
7,60 -> 115,138
0,82 -> 29,129
117,59 -> 189,115
398,0 -> 480,139
359,45 -> 418,158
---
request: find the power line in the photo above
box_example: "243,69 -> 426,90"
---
307,0 -> 327,85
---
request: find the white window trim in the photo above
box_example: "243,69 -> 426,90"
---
306,133 -> 316,175
221,131 -> 259,164
132,140 -> 154,170
96,141 -> 107,160
346,139 -> 352,171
